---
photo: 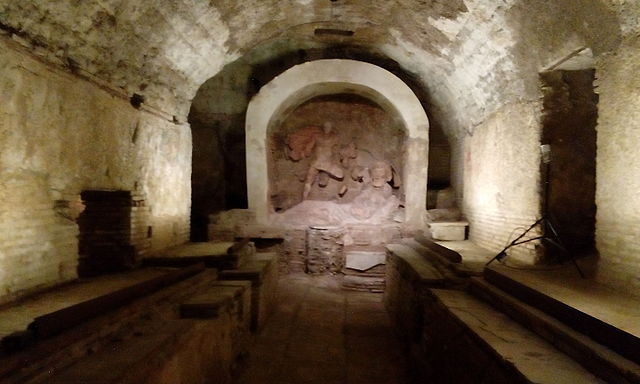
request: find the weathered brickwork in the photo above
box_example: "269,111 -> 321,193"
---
461,102 -> 542,263
0,39 -> 191,303
594,36 -> 640,296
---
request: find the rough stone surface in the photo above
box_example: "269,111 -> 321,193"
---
0,39 -> 191,303
462,102 -> 542,263
1,0 -> 640,300
595,35 -> 640,296
306,226 -> 345,274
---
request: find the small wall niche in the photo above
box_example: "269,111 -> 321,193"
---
540,69 -> 598,258
77,190 -> 151,277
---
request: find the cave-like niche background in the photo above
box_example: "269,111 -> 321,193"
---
268,94 -> 405,212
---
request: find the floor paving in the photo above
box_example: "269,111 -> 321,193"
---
234,273 -> 415,384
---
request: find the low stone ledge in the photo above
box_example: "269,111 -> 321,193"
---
143,241 -> 251,270
0,269 -> 222,383
43,319 -> 234,384
384,243 -> 447,347
218,253 -> 278,331
385,243 -> 446,285
422,289 -> 602,383
427,221 -> 468,241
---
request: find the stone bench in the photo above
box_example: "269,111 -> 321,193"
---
421,289 -> 603,383
0,266 -> 257,383
143,240 -> 254,270
427,221 -> 468,241
43,319 -> 234,384
218,252 -> 278,331
181,281 -> 252,361
383,243 -> 447,345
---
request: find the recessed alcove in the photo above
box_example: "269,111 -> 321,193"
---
268,93 -> 406,213
244,59 -> 430,230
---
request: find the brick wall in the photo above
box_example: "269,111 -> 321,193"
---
594,37 -> 640,296
0,38 -> 191,303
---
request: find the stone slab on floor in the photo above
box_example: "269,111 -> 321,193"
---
429,289 -> 603,383
345,251 -> 386,271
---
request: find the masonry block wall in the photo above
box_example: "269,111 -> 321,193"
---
461,102 -> 542,263
0,39 -> 191,304
595,36 -> 640,295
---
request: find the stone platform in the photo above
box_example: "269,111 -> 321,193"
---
143,241 -> 250,269
384,237 -> 640,383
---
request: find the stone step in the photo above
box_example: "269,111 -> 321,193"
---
469,277 -> 640,384
428,289 -> 604,383
485,265 -> 640,366
342,275 -> 385,293
143,240 -> 253,270
180,286 -> 241,319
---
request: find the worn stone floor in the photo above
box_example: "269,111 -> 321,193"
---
234,273 -> 415,384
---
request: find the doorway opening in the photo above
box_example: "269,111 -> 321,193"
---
539,69 -> 598,259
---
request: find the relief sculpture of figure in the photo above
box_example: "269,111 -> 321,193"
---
302,122 -> 344,200
272,160 -> 401,226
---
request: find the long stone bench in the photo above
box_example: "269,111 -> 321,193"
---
218,252 -> 278,331
181,281 -> 252,361
143,240 -> 254,270
421,289 -> 603,383
384,243 -> 448,345
0,267 -> 247,384
43,318 -> 233,384
385,237 -> 640,383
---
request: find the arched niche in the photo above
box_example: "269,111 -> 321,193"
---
245,59 -> 429,230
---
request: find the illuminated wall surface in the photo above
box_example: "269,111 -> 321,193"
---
0,0 -> 639,300
0,41 -> 191,304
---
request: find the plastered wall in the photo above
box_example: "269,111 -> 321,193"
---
595,36 -> 640,295
0,39 -> 191,303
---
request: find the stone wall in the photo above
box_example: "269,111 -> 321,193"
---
0,38 -> 191,304
462,102 -> 542,263
594,36 -> 640,296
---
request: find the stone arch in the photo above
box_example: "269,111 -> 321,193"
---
245,59 -> 430,229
